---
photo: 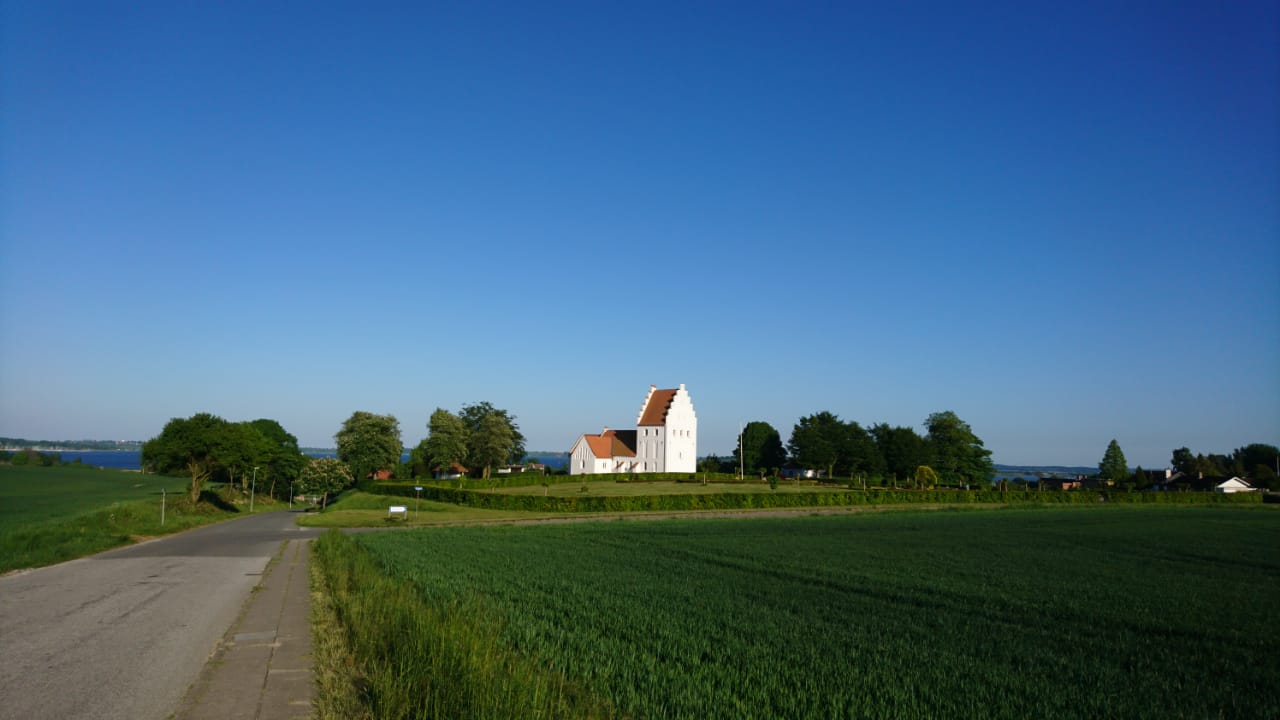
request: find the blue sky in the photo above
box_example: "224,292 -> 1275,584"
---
2,1 -> 1277,467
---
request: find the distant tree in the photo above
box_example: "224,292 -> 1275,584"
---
459,402 -> 525,465
421,408 -> 469,477
335,412 -> 403,483
1171,447 -> 1196,477
788,412 -> 847,479
733,421 -> 787,475
470,412 -> 515,479
871,424 -> 930,487
1233,443 -> 1279,478
297,457 -> 352,508
699,455 -> 721,479
914,465 -> 939,489
246,418 -> 306,499
1098,439 -> 1129,486
1252,463 -> 1278,491
925,411 -> 994,489
142,412 -> 232,503
845,422 -> 886,480
217,422 -> 272,495
1131,465 -> 1148,488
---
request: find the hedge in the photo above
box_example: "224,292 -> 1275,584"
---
365,483 -> 1263,514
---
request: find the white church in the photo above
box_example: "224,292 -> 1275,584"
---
569,384 -> 698,475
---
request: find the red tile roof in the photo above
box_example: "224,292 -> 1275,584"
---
638,388 -> 678,426
582,429 -> 637,458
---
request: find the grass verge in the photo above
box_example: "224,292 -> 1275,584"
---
310,530 -> 613,719
0,490 -> 282,573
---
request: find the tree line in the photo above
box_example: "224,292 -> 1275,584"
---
715,410 -> 995,489
1097,439 -> 1279,490
139,402 -> 525,505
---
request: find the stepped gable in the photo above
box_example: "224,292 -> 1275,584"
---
638,386 -> 678,426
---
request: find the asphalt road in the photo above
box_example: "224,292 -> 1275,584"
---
0,511 -> 320,720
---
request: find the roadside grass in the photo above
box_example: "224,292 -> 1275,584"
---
312,530 -> 613,719
0,465 -> 281,573
315,506 -> 1280,719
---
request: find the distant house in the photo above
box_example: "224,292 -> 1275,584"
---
433,462 -> 468,480
781,462 -> 822,479
1038,477 -> 1083,491
368,468 -> 394,481
1215,477 -> 1255,494
569,384 -> 697,475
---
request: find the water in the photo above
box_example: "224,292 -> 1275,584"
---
51,450 -> 568,472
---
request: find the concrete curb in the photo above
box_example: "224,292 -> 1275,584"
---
174,539 -> 314,720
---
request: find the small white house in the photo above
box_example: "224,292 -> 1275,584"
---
569,384 -> 698,475
1215,477 -> 1256,493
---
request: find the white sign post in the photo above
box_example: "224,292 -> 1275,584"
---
414,486 -> 423,520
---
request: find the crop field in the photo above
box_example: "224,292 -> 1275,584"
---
314,506 -> 1280,719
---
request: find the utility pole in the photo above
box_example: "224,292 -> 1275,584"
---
738,422 -> 744,482
250,466 -> 259,512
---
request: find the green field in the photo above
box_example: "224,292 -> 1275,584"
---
314,506 -> 1280,719
0,464 -> 187,527
0,465 -> 259,572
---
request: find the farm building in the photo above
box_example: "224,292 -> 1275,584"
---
569,384 -> 697,475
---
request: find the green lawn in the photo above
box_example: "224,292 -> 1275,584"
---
314,505 -> 1280,719
296,491 -> 574,527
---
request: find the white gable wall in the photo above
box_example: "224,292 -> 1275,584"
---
570,436 -> 613,475
663,385 -> 697,472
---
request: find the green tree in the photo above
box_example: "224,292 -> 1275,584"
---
297,456 -> 352,508
460,402 -> 522,477
460,399 -> 524,461
1098,439 -> 1128,486
217,422 -> 272,495
141,412 -> 232,503
925,411 -> 994,489
788,411 -> 846,479
470,413 -> 515,479
733,421 -> 787,476
1171,447 -> 1196,477
335,412 -> 403,483
1233,443 -> 1279,477
871,424 -> 931,487
246,418 -> 306,499
421,408 -> 469,478
913,465 -> 939,489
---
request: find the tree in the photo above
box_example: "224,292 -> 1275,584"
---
141,412 -> 232,503
216,422 -> 272,495
463,402 -> 525,464
470,412 -> 515,479
335,412 -> 403,483
420,408 -> 469,477
1098,439 -> 1128,486
913,465 -> 939,489
925,411 -> 994,489
1171,447 -> 1196,477
871,424 -> 930,487
1233,443 -> 1279,477
459,402 -> 522,477
246,418 -> 306,499
297,457 -> 352,508
788,412 -> 846,479
733,421 -> 787,476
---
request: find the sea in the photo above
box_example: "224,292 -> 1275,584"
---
53,450 -> 569,472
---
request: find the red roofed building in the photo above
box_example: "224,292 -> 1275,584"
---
569,384 -> 697,475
